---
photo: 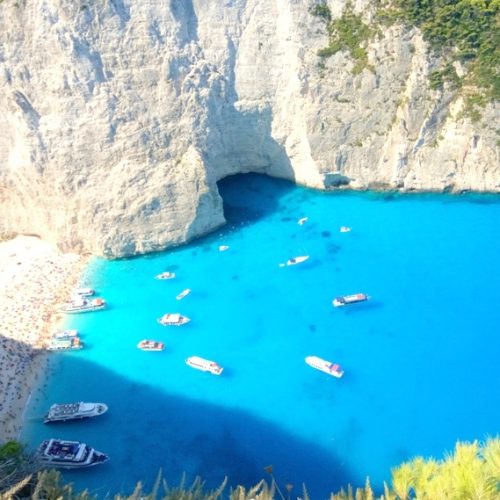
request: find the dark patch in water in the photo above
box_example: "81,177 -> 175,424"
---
327,243 -> 341,254
281,216 -> 293,222
232,275 -> 239,280
321,231 -> 331,238
308,324 -> 317,332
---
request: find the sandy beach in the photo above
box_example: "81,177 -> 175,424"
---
0,235 -> 89,443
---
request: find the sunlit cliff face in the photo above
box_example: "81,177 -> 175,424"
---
0,0 -> 498,257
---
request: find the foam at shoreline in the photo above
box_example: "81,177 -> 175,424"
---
0,235 -> 89,442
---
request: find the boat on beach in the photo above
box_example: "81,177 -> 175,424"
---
305,356 -> 344,378
37,439 -> 109,468
155,271 -> 175,280
72,287 -> 95,296
52,329 -> 79,339
157,313 -> 190,326
186,356 -> 223,375
60,297 -> 106,314
137,340 -> 164,351
333,293 -> 369,307
46,337 -> 83,351
44,402 -> 108,423
176,288 -> 191,300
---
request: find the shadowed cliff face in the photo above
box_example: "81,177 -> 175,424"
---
0,0 -> 498,257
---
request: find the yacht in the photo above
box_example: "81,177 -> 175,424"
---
155,271 -> 175,280
53,329 -> 79,339
37,439 -> 108,468
186,356 -> 223,375
157,313 -> 190,326
72,287 -> 95,296
60,297 -> 106,314
44,402 -> 108,423
46,337 -> 83,351
305,356 -> 344,378
137,340 -> 164,351
332,293 -> 369,307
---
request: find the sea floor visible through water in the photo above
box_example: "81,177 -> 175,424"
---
23,174 -> 500,498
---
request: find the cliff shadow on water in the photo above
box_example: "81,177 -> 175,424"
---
22,353 -> 355,499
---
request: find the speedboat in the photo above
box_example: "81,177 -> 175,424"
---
333,293 -> 369,307
218,245 -> 230,251
137,340 -> 164,351
298,217 -> 308,225
44,402 -> 108,423
155,272 -> 175,280
286,255 -> 309,266
53,329 -> 79,339
186,356 -> 223,375
60,297 -> 106,314
37,439 -> 108,468
305,356 -> 344,378
176,288 -> 191,300
72,287 -> 95,296
46,337 -> 83,351
157,313 -> 190,326
339,226 -> 352,233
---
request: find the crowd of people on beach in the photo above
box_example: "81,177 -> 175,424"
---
0,236 -> 88,442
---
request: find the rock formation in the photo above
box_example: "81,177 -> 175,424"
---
0,0 -> 498,257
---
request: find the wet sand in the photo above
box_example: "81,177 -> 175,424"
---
0,235 -> 89,442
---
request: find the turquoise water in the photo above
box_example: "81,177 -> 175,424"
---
23,174 -> 500,498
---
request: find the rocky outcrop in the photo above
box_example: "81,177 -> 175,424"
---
0,0 -> 498,257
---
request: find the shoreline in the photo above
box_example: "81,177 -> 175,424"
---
0,235 -> 90,443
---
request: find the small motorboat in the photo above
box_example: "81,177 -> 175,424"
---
298,217 -> 308,225
137,340 -> 164,351
53,329 -> 79,339
155,272 -> 176,280
176,288 -> 191,300
339,226 -> 352,233
282,255 -> 309,266
186,356 -> 223,375
305,356 -> 344,378
47,337 -> 83,351
218,245 -> 230,251
333,293 -> 369,307
157,313 -> 190,326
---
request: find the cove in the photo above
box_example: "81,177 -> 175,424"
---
22,174 -> 500,498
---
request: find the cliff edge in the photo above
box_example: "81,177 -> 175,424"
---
0,0 -> 498,257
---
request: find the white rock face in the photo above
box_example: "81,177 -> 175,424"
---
0,0 -> 498,257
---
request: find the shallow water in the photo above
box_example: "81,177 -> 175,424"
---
23,174 -> 500,498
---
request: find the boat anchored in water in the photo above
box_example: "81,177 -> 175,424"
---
305,356 -> 344,378
186,356 -> 223,375
72,287 -> 95,297
280,255 -> 309,267
137,340 -> 165,351
52,329 -> 79,339
60,297 -> 106,314
37,439 -> 109,468
46,337 -> 83,351
44,402 -> 108,423
155,271 -> 176,280
332,293 -> 369,307
176,288 -> 191,300
157,313 -> 190,326
339,226 -> 352,233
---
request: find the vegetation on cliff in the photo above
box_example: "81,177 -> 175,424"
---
1,438 -> 498,499
311,0 -> 499,118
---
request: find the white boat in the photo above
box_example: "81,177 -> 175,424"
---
72,287 -> 95,297
155,272 -> 175,280
298,217 -> 308,225
176,288 -> 191,300
218,245 -> 230,251
286,255 -> 309,266
60,297 -> 106,314
333,293 -> 369,307
305,356 -> 344,378
157,313 -> 190,326
44,402 -> 108,423
339,226 -> 352,233
53,329 -> 79,339
46,337 -> 83,351
186,356 -> 223,375
137,340 -> 164,351
37,439 -> 108,469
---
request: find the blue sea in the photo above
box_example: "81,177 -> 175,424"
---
22,174 -> 500,498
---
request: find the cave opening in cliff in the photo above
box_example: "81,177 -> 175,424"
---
217,173 -> 296,227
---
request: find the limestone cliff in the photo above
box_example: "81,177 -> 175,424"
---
0,0 -> 498,257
